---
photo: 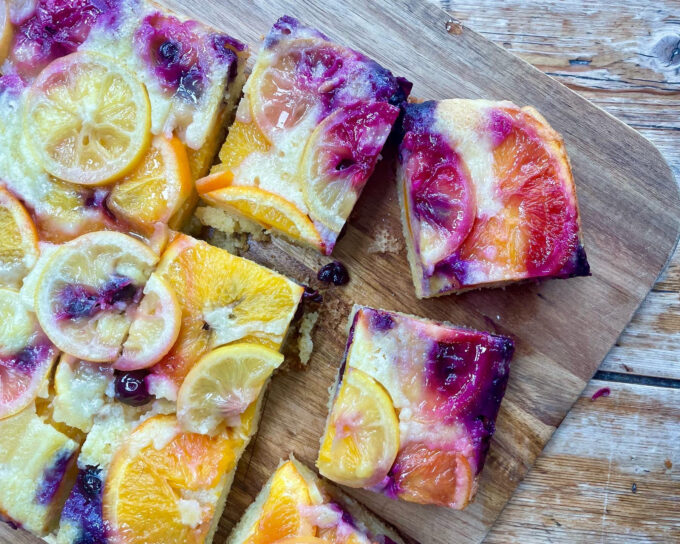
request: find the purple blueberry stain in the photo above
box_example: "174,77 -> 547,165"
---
35,449 -> 75,505
83,188 -> 115,221
114,369 -> 152,406
8,341 -> 54,374
488,109 -> 513,147
134,13 -> 206,101
317,261 -> 350,285
60,466 -> 106,544
368,310 -> 395,332
302,285 -> 323,303
555,243 -> 591,279
56,275 -> 140,321
9,0 -> 120,76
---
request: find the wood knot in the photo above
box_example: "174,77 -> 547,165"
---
445,18 -> 463,35
652,34 -> 680,67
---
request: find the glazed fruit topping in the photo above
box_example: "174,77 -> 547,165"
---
114,369 -> 152,407
8,0 -> 118,77
56,275 -> 139,321
402,126 -> 475,270
317,261 -> 349,285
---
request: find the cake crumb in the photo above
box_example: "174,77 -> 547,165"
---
665,458 -> 673,469
194,206 -> 269,254
297,311 -> 319,365
367,227 -> 404,254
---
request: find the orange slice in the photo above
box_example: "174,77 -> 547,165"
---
0,187 -> 39,287
242,460 -> 315,544
24,51 -> 151,186
213,120 -> 270,176
150,234 -> 302,395
104,414 -> 242,544
108,135 -> 192,230
201,186 -> 322,248
317,368 -> 399,488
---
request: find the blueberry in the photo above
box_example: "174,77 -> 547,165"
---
177,67 -> 204,103
59,285 -> 99,319
80,466 -> 102,498
302,286 -> 323,303
114,370 -> 152,406
158,40 -> 180,62
317,261 -> 350,286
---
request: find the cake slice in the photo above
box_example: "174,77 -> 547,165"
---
0,0 -> 247,242
317,306 -> 514,509
0,404 -> 79,537
398,99 -> 590,297
228,457 -> 405,544
197,15 -> 411,254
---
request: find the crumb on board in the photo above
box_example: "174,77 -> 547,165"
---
297,311 -> 319,365
665,458 -> 673,469
367,227 -> 404,254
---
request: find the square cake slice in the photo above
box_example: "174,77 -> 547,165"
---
197,15 -> 411,255
317,306 -> 514,510
0,0 -> 247,243
398,99 -> 590,297
228,457 -> 406,544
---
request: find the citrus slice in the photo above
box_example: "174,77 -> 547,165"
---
0,0 -> 12,64
242,460 -> 314,544
34,231 -> 158,362
177,343 -> 284,435
213,119 -> 270,175
195,170 -> 232,195
104,414 -> 243,544
201,186 -> 322,248
317,367 -> 399,488
401,129 -> 476,271
391,443 -> 473,509
149,234 -> 303,395
0,288 -> 58,420
108,135 -> 192,229
0,186 -> 39,287
300,102 -> 399,232
249,38 -> 349,141
114,273 -> 181,371
24,51 -> 151,185
275,538 -> 326,544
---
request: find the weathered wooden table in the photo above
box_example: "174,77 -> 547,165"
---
428,1 -> 679,541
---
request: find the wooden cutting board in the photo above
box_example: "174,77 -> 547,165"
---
3,1 -> 678,544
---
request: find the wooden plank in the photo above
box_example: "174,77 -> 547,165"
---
486,380 -> 680,543
154,1 -> 680,543
2,1 -> 679,544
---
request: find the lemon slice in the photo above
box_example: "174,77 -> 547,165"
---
177,343 -> 284,435
35,231 -> 158,362
0,187 -> 39,288
0,288 -> 58,420
114,273 -> 181,371
0,0 -> 12,64
242,460 -> 314,544
201,186 -> 322,248
24,51 -> 151,186
108,135 -> 192,229
317,367 -> 399,488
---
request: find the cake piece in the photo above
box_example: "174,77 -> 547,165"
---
0,404 -> 78,536
317,306 -> 513,509
228,458 -> 405,544
197,15 -> 411,254
398,99 -> 590,297
0,0 -> 247,242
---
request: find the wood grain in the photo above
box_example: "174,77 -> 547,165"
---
157,1 -> 679,543
2,1 -> 678,544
